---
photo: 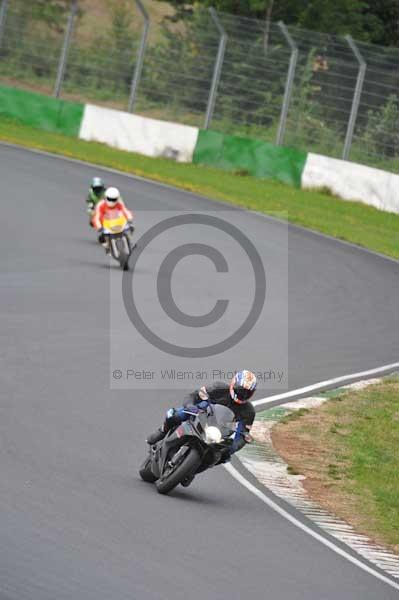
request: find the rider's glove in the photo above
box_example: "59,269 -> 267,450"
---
197,400 -> 209,410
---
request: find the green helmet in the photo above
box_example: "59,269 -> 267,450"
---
91,177 -> 105,197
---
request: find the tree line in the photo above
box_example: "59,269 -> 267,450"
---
28,0 -> 399,47
159,0 -> 399,47
2,0 -> 398,169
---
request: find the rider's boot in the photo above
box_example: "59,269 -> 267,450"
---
146,427 -> 166,445
146,410 -> 183,445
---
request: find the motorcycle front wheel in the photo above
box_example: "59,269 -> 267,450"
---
139,455 -> 157,483
117,235 -> 131,271
156,448 -> 201,495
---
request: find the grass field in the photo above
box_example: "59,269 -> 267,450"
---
1,118 -> 399,260
272,378 -> 399,553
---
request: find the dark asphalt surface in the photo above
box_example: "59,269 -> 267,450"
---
1,143 -> 399,600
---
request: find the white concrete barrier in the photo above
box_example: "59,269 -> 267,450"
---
79,104 -> 199,163
302,153 -> 399,214
79,103 -> 399,214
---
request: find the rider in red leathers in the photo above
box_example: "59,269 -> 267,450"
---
93,187 -> 134,250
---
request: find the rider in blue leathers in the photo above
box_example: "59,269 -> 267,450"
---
147,370 -> 257,461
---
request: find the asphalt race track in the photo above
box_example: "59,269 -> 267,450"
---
1,143 -> 399,600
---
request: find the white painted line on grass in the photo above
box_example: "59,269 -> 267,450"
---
253,362 -> 399,408
224,462 -> 399,592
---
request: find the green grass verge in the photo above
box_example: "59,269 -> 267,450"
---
1,118 -> 399,260
275,380 -> 399,551
328,381 -> 399,548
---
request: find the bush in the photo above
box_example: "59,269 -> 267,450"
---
361,94 -> 399,158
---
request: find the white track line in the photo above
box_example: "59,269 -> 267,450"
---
253,362 -> 399,408
224,463 -> 399,591
225,360 -> 399,591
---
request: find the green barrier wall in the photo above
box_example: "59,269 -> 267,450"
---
193,130 -> 307,188
0,86 -> 84,137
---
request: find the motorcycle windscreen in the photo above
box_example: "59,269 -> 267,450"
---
103,214 -> 127,233
199,404 -> 236,438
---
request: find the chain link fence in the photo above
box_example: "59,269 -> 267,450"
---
1,0 -> 398,172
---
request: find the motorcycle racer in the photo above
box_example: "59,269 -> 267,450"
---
86,177 -> 106,226
93,187 -> 134,249
147,370 -> 257,463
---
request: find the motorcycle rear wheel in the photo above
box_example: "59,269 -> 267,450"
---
156,448 -> 201,495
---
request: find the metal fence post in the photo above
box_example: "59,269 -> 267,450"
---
342,35 -> 366,161
204,8 -> 227,130
54,0 -> 77,98
0,0 -> 9,51
128,0 -> 149,113
276,21 -> 298,146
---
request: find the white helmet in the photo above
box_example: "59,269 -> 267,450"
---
105,187 -> 120,206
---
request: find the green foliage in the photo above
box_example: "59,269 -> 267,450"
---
0,1 -> 66,83
141,10 -> 219,116
360,0 -> 399,46
141,8 -> 287,135
109,0 -> 134,57
63,0 -> 139,100
155,0 -> 399,46
28,0 -> 72,33
214,40 -> 284,133
299,0 -> 368,38
158,0 -> 275,21
158,0 -> 308,22
288,49 -> 319,136
361,94 -> 399,159
284,49 -> 343,155
107,0 -> 137,89
296,0 -> 399,46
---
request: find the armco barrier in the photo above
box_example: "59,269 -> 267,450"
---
193,129 -> 307,188
0,85 -> 84,137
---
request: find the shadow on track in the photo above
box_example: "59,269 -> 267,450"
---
134,477 -> 236,508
